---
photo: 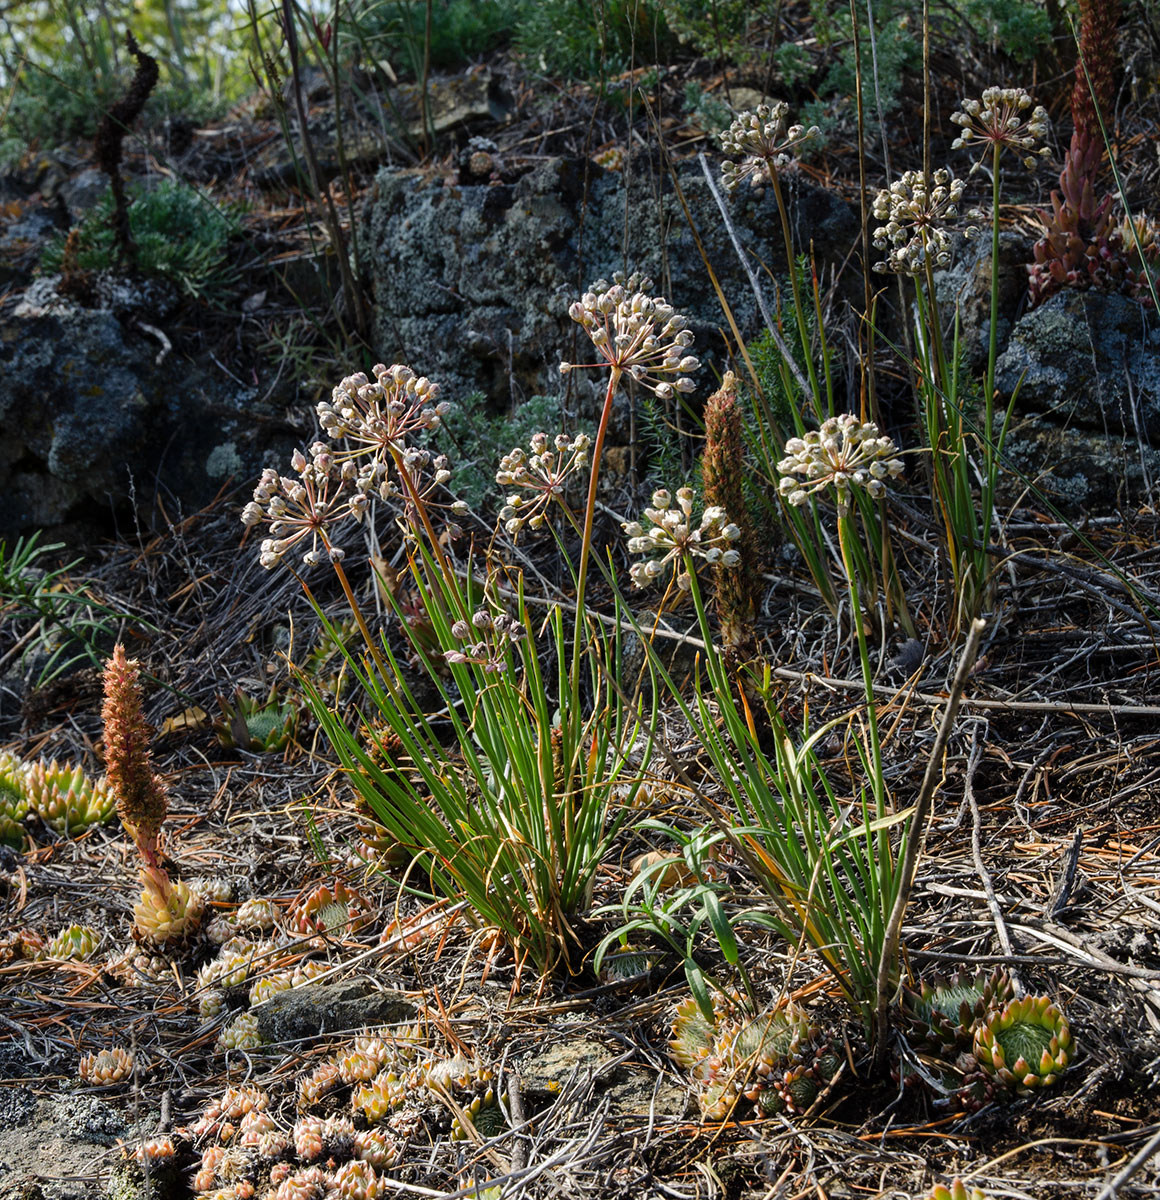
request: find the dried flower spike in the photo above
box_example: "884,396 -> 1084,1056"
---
720,103 -> 820,191
103,643 -> 168,868
777,416 -> 905,517
950,87 -> 1050,171
561,275 -> 699,400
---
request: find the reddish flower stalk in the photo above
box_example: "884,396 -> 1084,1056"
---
102,643 -> 168,878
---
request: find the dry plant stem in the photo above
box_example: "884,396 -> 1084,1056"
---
966,724 -> 1014,958
697,154 -> 812,403
872,615 -> 986,1067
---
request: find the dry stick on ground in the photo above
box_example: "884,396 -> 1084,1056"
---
872,617 -> 986,1068
964,719 -> 1016,960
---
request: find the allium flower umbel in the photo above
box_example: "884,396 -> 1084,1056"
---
445,608 -> 528,672
623,487 -> 741,591
720,103 -> 820,191
778,416 -> 905,517
872,169 -> 968,275
560,275 -> 699,400
950,87 -> 1050,171
496,431 -> 591,537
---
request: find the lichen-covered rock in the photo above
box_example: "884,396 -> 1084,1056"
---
987,291 -> 1160,508
360,157 -> 858,405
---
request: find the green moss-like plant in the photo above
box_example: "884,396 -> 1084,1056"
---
41,180 -> 241,304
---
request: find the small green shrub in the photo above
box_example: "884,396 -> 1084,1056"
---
346,0 -> 525,78
436,392 -> 564,511
515,0 -> 679,80
40,180 -> 241,304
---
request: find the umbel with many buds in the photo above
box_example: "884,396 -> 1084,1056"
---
777,415 -> 905,517
561,275 -> 699,400
949,87 -> 1050,171
872,168 -> 971,275
719,102 -> 820,190
622,487 -> 741,591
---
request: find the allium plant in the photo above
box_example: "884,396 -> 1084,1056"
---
250,340 -> 660,975
609,419 -> 910,1039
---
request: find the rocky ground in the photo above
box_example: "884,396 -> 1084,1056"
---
2,22 -> 1160,1200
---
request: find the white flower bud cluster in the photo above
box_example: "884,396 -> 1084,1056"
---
443,608 -> 527,673
950,87 -> 1050,171
719,103 -> 820,192
496,430 -> 592,537
561,275 -> 699,400
777,415 -> 905,517
622,486 -> 741,591
871,168 -> 967,275
242,363 -> 463,571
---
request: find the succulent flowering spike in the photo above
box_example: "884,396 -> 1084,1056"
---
871,168 -> 969,275
560,274 -> 700,400
622,486 -> 742,591
777,415 -> 905,517
102,643 -> 167,868
928,1180 -> 987,1200
496,430 -> 592,538
973,994 -> 1072,1092
949,87 -> 1050,172
719,102 -> 820,191
702,373 -> 761,651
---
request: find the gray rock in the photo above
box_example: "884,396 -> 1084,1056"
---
996,290 -> 1160,436
250,977 -> 416,1044
932,231 -> 1032,370
359,157 -> 859,407
511,1033 -> 688,1120
0,278 -> 298,542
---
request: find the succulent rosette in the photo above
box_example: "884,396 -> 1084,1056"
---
972,994 -> 1072,1091
902,967 -> 1015,1054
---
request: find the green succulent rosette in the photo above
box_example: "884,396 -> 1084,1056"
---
972,994 -> 1072,1092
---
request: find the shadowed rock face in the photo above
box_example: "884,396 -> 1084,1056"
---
360,156 -> 859,410
0,278 -> 297,544
994,290 -> 1160,509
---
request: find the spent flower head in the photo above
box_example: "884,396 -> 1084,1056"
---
622,486 -> 741,591
560,274 -> 699,400
778,415 -> 905,517
444,608 -> 528,673
872,168 -> 968,275
496,431 -> 591,538
950,87 -> 1050,171
720,102 -> 820,192
317,364 -> 450,477
243,446 -> 360,570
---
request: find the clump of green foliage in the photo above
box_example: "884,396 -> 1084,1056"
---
346,0 -> 524,78
436,392 -> 565,510
40,180 -> 241,304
